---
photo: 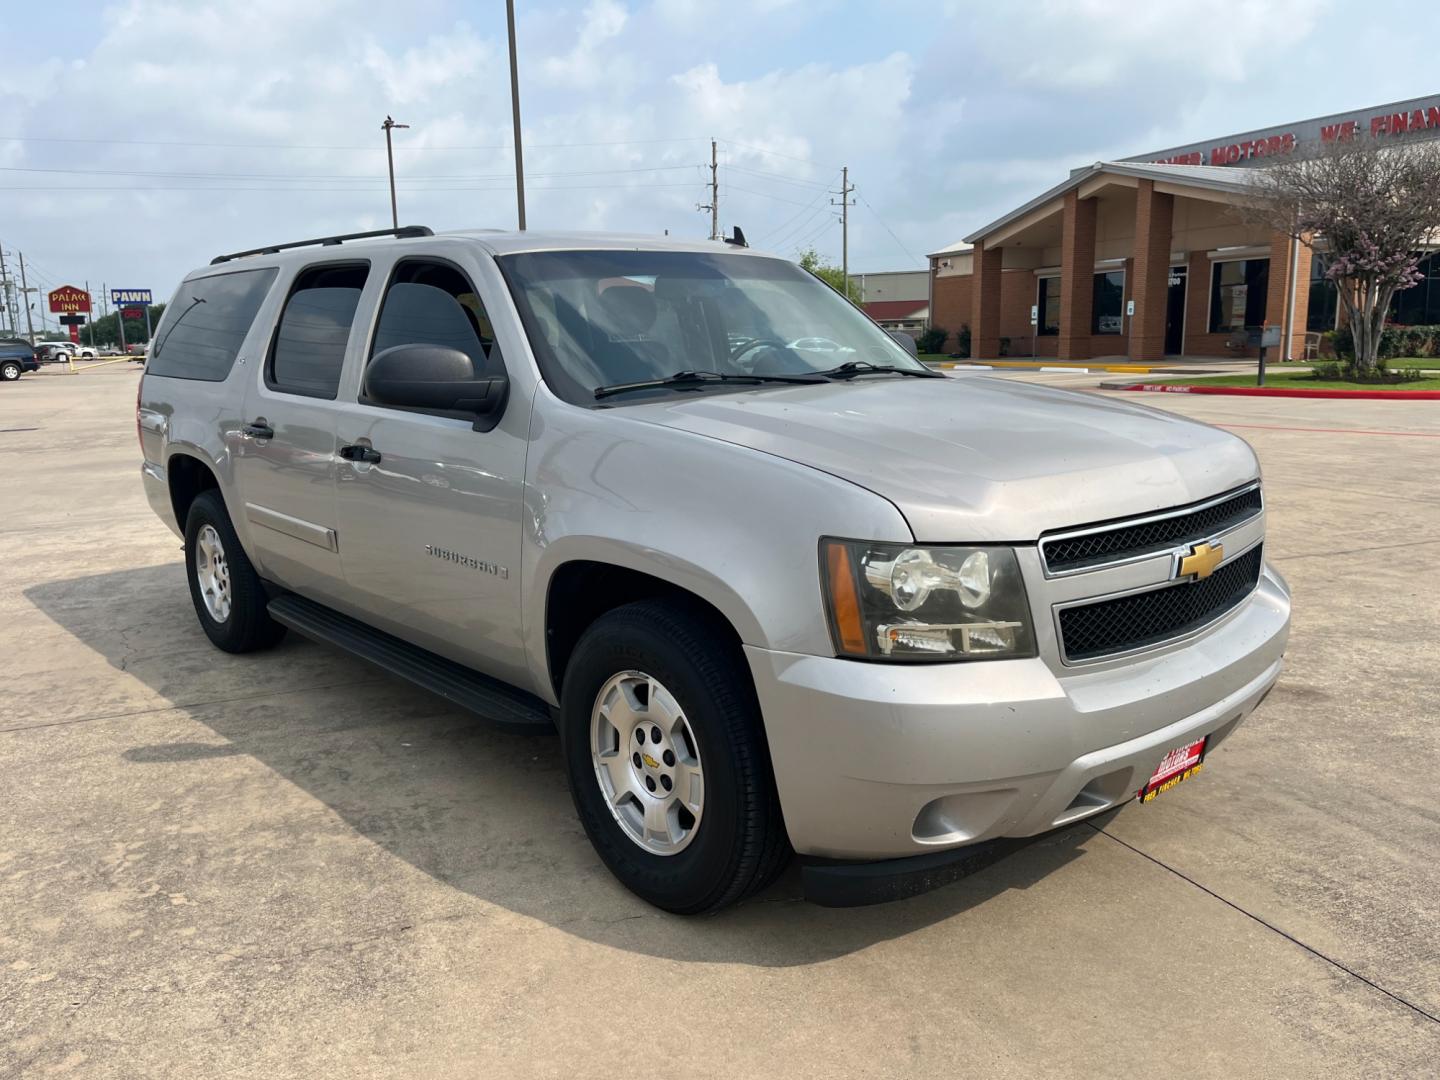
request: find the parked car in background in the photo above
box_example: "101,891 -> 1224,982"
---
137,226 -> 1291,914
35,343 -> 72,364
35,342 -> 98,363
1,338 -> 39,381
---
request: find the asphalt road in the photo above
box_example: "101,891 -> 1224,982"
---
3,365 -> 1438,1078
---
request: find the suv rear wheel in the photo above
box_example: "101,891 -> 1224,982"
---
1,360 -> 21,381
184,490 -> 286,653
561,599 -> 789,913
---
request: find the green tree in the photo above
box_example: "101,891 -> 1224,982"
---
796,247 -> 862,304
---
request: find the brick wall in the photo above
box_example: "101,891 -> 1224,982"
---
930,272 -> 972,350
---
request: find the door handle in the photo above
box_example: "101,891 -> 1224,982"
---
242,420 -> 274,439
339,444 -> 382,464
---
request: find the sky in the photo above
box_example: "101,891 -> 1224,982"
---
3,0 -> 1438,315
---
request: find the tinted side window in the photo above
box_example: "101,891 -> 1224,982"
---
268,263 -> 369,399
147,268 -> 277,381
368,260 -> 500,381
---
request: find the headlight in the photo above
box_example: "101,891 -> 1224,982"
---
821,539 -> 1036,661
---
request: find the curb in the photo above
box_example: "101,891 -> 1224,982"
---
1107,382 -> 1440,400
939,361 -> 1155,374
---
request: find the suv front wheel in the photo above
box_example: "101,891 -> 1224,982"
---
561,599 -> 790,913
1,360 -> 22,381
184,490 -> 286,653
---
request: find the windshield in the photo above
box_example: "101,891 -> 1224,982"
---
497,249 -> 928,404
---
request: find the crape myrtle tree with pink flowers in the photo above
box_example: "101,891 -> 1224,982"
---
1243,137 -> 1440,375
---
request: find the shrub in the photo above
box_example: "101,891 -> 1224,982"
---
1331,323 -> 1440,360
917,326 -> 948,354
953,323 -> 972,358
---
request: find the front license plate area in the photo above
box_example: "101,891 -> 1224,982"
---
1138,736 -> 1207,803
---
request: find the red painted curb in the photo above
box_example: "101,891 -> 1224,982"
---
1115,383 -> 1440,400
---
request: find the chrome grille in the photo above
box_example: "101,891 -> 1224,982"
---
1042,485 -> 1263,574
1058,544 -> 1264,662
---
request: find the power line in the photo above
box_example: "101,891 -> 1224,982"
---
724,164 -> 832,190
758,169 -> 842,247
0,133 -> 707,152
856,190 -> 923,266
0,181 -> 706,194
718,137 -> 838,170
0,163 -> 704,182
723,184 -> 824,209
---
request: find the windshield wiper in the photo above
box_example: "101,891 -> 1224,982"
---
818,359 -> 944,380
594,369 -> 826,400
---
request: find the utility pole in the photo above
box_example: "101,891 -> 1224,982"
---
0,243 -> 13,334
381,115 -> 409,230
696,139 -> 718,240
831,167 -> 856,299
506,0 -> 527,231
18,252 -> 35,345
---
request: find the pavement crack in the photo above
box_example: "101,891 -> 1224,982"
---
1086,822 -> 1440,1028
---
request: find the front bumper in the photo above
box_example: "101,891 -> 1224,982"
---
746,562 -> 1290,862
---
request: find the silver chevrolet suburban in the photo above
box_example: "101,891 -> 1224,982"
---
137,226 -> 1291,913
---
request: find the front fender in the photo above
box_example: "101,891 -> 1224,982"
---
520,391 -> 914,698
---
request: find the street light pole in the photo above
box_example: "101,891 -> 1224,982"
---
506,0 -> 527,231
381,115 -> 409,229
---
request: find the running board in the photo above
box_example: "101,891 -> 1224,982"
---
267,593 -> 554,735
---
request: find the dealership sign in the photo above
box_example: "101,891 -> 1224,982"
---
111,288 -> 153,306
48,285 -> 91,314
1124,94 -> 1440,169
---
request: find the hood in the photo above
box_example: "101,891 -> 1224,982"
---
621,375 -> 1259,542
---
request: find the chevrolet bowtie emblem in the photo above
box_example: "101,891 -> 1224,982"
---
1178,541 -> 1224,581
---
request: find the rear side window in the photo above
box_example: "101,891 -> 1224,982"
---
267,263 -> 369,399
147,267 -> 277,381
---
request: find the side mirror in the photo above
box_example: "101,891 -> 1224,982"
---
887,329 -> 918,357
364,344 -> 508,432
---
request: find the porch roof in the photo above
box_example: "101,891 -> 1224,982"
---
962,162 -> 1260,246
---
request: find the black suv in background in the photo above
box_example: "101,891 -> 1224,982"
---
1,339 -> 39,381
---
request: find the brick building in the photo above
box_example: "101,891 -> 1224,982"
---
928,94 -> 1440,361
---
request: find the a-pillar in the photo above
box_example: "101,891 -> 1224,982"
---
1057,191 -> 1097,360
1129,179 -> 1174,361
970,241 -> 1003,360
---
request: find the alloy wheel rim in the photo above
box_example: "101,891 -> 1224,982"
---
590,670 -> 704,856
195,524 -> 232,622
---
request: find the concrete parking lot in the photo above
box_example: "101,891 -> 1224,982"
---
3,365 -> 1438,1078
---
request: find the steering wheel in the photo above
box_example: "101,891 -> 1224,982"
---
729,337 -> 792,372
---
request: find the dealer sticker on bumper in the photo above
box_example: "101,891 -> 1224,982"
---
1138,737 -> 1207,803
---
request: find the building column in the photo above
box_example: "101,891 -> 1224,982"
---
1264,232 -> 1313,360
1184,251 -> 1210,356
971,241 -> 1003,359
1057,191 -> 1096,360
1129,179 -> 1174,361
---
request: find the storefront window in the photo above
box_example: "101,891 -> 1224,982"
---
1307,256 -> 1338,332
1092,271 -> 1123,334
1037,276 -> 1060,336
1391,252 -> 1440,325
1209,258 -> 1269,333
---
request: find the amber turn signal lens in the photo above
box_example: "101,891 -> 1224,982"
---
824,541 -> 868,655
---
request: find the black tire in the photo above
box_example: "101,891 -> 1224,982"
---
184,489 -> 286,653
1,360 -> 21,381
561,598 -> 790,914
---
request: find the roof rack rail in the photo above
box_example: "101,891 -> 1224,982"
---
210,225 -> 434,265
